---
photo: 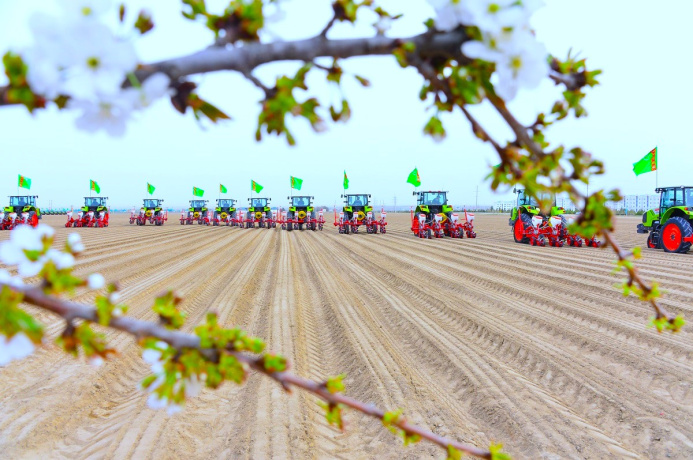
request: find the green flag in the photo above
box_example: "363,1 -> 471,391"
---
406,168 -> 421,187
18,174 -> 31,190
291,176 -> 303,190
251,180 -> 263,193
90,179 -> 101,194
193,187 -> 204,197
343,171 -> 349,190
220,184 -> 228,193
633,147 -> 657,176
147,183 -> 156,195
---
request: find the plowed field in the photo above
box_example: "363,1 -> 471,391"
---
1,213 -> 692,459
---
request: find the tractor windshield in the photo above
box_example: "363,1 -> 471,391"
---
421,192 -> 446,206
251,198 -> 267,208
347,195 -> 368,207
9,196 -> 33,207
84,197 -> 103,207
517,190 -> 539,207
190,200 -> 206,208
291,196 -> 310,207
143,199 -> 159,208
218,199 -> 234,207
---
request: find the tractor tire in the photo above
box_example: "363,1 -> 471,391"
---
646,231 -> 661,249
426,228 -> 432,239
344,222 -> 350,234
659,217 -> 693,253
513,213 -> 533,244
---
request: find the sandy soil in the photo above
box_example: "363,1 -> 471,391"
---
0,213 -> 692,459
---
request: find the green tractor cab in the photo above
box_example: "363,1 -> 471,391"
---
509,189 -> 567,244
214,198 -> 237,226
414,190 -> 453,218
637,186 -> 693,253
1,195 -> 41,228
246,197 -> 274,228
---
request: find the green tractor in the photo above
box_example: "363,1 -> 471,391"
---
213,198 -> 237,226
246,197 -> 274,228
509,189 -> 597,247
283,195 -> 321,231
131,199 -> 167,225
410,191 -> 475,239
1,195 -> 41,229
509,188 -> 567,244
180,199 -> 209,225
637,186 -> 693,253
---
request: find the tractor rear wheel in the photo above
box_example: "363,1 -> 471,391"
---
513,213 -> 532,244
660,217 -> 693,253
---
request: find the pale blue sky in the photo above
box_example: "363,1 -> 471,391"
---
0,1 -> 690,210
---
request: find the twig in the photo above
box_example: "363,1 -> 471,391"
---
8,283 -> 492,459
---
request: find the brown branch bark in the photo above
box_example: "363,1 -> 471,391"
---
8,283 -> 491,459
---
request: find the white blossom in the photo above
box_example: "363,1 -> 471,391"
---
0,225 -> 55,278
428,0 -> 472,31
0,269 -> 24,288
45,249 -> 75,270
493,31 -> 549,100
59,21 -> 137,100
124,73 -> 171,110
87,273 -> 106,290
374,16 -> 392,35
67,233 -> 85,253
109,291 -> 121,305
88,356 -> 104,367
464,0 -> 525,35
71,94 -> 133,137
58,0 -> 112,20
0,333 -> 35,366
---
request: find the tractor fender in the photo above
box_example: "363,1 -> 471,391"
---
661,207 -> 693,225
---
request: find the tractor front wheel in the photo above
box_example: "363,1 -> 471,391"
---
513,213 -> 532,244
646,231 -> 660,249
660,217 -> 693,253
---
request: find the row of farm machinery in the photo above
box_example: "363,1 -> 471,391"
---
10,186 -> 692,255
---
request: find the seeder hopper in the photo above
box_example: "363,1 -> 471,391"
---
1,195 -> 41,230
244,197 -> 275,228
410,191 -> 475,239
509,188 -> 599,247
281,196 -> 324,231
212,199 -> 238,226
180,200 -> 210,225
65,197 -> 109,228
130,199 -> 167,226
334,194 -> 386,234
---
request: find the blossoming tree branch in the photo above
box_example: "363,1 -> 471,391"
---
0,0 -> 685,458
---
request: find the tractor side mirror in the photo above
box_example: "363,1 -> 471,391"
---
340,194 -> 343,198
368,194 -> 371,198
412,192 -> 416,196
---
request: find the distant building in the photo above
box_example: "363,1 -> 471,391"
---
623,194 -> 658,212
494,200 -> 514,212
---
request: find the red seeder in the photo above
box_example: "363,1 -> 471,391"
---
334,210 -> 386,234
65,210 -> 109,228
410,210 -> 476,239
